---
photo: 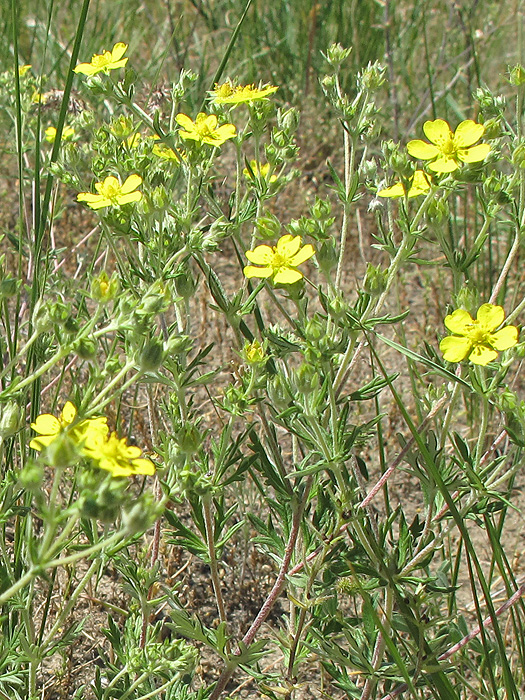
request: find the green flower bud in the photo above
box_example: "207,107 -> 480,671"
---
174,268 -> 197,300
312,197 -> 332,221
499,389 -> 518,412
481,118 -> 502,139
358,61 -> 386,91
316,240 -> 338,275
324,43 -> 352,68
173,423 -> 203,456
426,198 -> 449,225
138,281 -> 171,315
509,64 -> 525,86
242,339 -> 266,365
44,434 -> 81,468
255,214 -> 281,240
33,300 -> 53,334
512,143 -> 525,168
122,493 -> 161,535
0,402 -> 23,438
278,107 -> 300,135
18,462 -> 45,491
75,337 -> 97,361
111,115 -> 134,138
293,363 -> 320,395
79,479 -> 125,523
0,278 -> 19,298
151,186 -> 169,209
91,272 -> 119,303
363,263 -> 388,297
140,339 -> 164,371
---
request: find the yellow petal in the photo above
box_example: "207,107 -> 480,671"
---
111,43 -> 128,61
61,402 -> 77,424
202,114 -> 218,130
276,234 -> 301,259
107,59 -> 128,70
120,174 -> 142,193
130,458 -> 156,475
212,124 -> 236,143
243,265 -> 273,278
457,144 -> 490,163
407,140 -> 440,160
73,62 -> 98,75
116,191 -> 142,205
273,268 -> 303,284
30,435 -> 56,450
408,170 -> 431,196
31,414 -> 61,435
175,113 -> 195,131
423,119 -> 453,146
440,336 -> 472,362
490,326 -> 519,351
428,156 -> 458,173
476,303 -> 504,332
454,120 -> 484,148
469,345 -> 498,365
77,194 -> 110,209
444,309 -> 474,334
290,244 -> 315,266
96,177 -> 119,194
246,245 -> 274,265
378,182 -> 405,198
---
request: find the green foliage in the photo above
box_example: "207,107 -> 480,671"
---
1,1 -> 525,699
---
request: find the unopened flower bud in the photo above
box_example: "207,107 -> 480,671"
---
0,402 -> 23,438
509,64 -> 525,86
324,43 -> 352,68
91,272 -> 119,303
139,339 -> 164,371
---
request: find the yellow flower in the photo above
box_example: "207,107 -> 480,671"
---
407,119 -> 490,173
30,402 -> 108,451
440,304 -> 519,365
32,91 -> 50,104
378,170 -> 430,198
244,234 -> 315,284
152,142 -> 183,162
44,126 -> 75,143
74,42 -> 128,76
243,160 -> 277,183
19,65 -> 32,76
82,432 -> 155,477
175,113 -> 236,147
77,174 -> 142,210
210,81 -> 278,106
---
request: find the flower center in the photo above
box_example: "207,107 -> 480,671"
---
272,250 -> 289,268
467,324 -> 489,345
92,51 -> 112,68
100,181 -> 121,198
441,136 -> 456,156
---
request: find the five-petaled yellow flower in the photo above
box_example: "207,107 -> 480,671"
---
176,113 -> 236,147
440,304 -> 519,366
74,42 -> 129,76
244,234 -> 315,284
77,174 -> 142,210
45,126 -> 75,143
407,119 -> 490,173
378,170 -> 430,198
30,401 -> 108,451
82,432 -> 155,477
210,81 -> 278,106
243,160 -> 278,183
